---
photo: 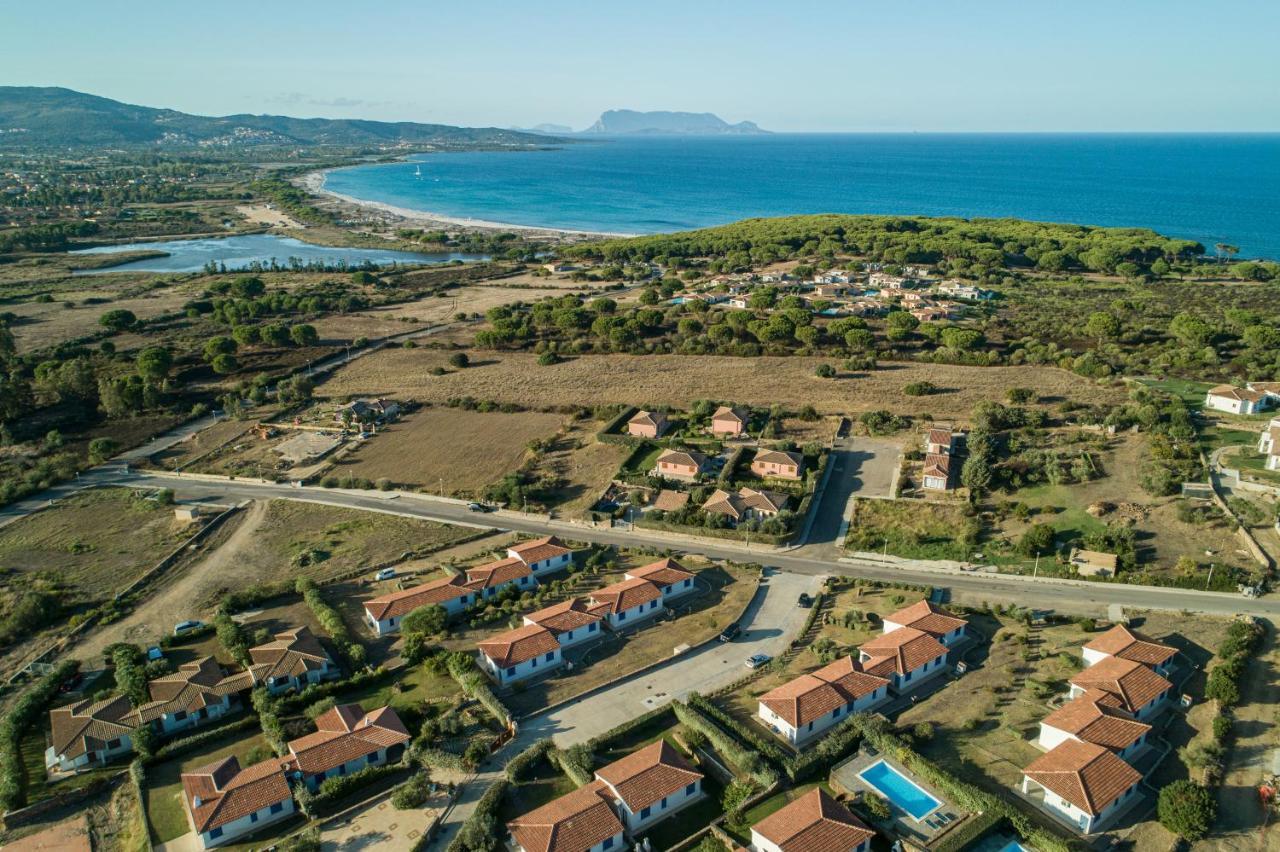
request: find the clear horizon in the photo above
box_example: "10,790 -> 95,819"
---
5,0 -> 1278,133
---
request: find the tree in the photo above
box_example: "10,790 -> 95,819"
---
1084,311 -> 1121,341
230,276 -> 265,298
814,363 -> 836,378
135,347 -> 172,382
401,605 -> 449,637
1157,780 -> 1215,840
203,337 -> 237,361
1018,523 -> 1055,556
211,353 -> 239,374
260,323 -> 291,347
885,311 -> 919,341
290,324 -> 319,346
1169,313 -> 1213,348
99,309 -> 138,331
449,352 -> 470,368
960,456 -> 992,495
88,437 -> 118,463
231,325 -> 260,347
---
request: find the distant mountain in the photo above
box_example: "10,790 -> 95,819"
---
511,123 -> 575,136
0,87 -> 562,150
583,109 -> 767,136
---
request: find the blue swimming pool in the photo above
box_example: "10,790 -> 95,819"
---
858,760 -> 942,820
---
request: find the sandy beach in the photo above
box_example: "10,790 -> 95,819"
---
298,168 -> 635,241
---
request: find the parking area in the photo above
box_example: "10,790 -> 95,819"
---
802,437 -> 901,551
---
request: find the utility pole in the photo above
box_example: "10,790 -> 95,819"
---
1033,553 -> 1040,578
1206,563 -> 1215,591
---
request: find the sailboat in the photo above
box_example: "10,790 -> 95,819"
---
413,165 -> 422,177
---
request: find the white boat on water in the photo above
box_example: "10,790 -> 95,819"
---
414,165 -> 422,177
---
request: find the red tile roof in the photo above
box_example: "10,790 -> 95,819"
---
248,626 -> 333,684
181,755 -> 291,833
1041,690 -> 1151,752
657,449 -> 707,469
509,536 -> 573,565
1023,739 -> 1141,816
751,787 -> 875,852
286,704 -> 410,775
859,627 -> 948,677
759,656 -> 889,728
1083,625 -> 1176,668
507,780 -> 623,852
1070,655 -> 1172,715
364,574 -> 470,621
478,624 -> 561,668
754,449 -> 803,468
524,598 -> 606,633
595,740 -> 703,812
465,557 -> 533,590
590,577 -> 663,614
130,657 -> 256,725
625,557 -> 696,587
883,601 -> 967,638
48,695 -> 135,760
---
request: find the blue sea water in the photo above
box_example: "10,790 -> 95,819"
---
322,134 -> 1280,258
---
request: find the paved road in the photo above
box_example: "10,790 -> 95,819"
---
109,472 -> 1280,620
804,437 -> 901,555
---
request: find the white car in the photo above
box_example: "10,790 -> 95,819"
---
374,567 -> 397,581
745,653 -> 772,669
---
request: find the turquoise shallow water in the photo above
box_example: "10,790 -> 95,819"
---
323,134 -> 1280,258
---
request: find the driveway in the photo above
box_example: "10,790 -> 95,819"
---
802,437 -> 901,553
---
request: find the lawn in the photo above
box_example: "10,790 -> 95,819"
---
145,728 -> 272,844
618,442 -> 664,477
327,406 -> 565,497
329,660 -> 461,714
527,420 -> 631,515
1225,447 -> 1280,487
844,498 -> 980,561
497,755 -> 579,825
1135,377 -> 1213,409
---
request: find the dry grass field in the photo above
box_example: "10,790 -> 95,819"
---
7,286 -> 195,353
318,350 -> 1123,417
530,420 -> 631,514
330,407 -> 565,496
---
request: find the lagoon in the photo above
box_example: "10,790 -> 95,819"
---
73,234 -> 486,273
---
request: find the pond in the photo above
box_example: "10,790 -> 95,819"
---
71,234 -> 487,273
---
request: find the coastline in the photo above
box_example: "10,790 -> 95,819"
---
298,168 -> 637,240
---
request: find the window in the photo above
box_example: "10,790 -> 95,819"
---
619,611 -> 626,621
589,623 -> 597,632
270,802 -> 284,814
338,764 -> 346,776
684,579 -> 691,587
686,783 -> 697,795
389,617 -> 397,626
904,671 -> 912,682
545,652 -> 555,662
461,595 -> 469,605
640,806 -> 651,819
107,738 -> 121,749
507,667 -> 516,677
650,600 -> 657,609
565,631 -> 573,640
661,797 -> 667,809
833,706 -> 841,718
250,811 -> 259,823
209,827 -> 223,839
532,658 -> 537,667
603,837 -> 614,850
173,710 -> 187,722
664,585 -> 671,594
808,721 -> 814,731
521,577 -> 529,585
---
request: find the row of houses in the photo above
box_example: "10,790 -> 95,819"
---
1019,625 -> 1177,833
655,447 -> 804,482
627,405 -> 750,439
1204,381 -> 1280,415
507,740 -> 879,852
757,601 -> 968,744
180,702 -> 411,847
48,627 -> 339,772
363,536 -> 576,635
476,558 -> 697,685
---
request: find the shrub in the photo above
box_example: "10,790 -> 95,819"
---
1157,780 -> 1215,840
252,688 -> 288,756
392,770 -> 434,809
449,352 -> 470,368
88,437 -> 119,463
444,652 -> 511,726
673,701 -> 778,787
313,763 -> 403,810
505,739 -> 553,782
538,351 -> 562,366
814,363 -> 836,378
863,792 -> 891,820
0,660 -> 80,809
447,778 -> 509,852
1211,715 -> 1232,741
553,743 -> 594,786
903,381 -> 937,396
414,747 -> 468,772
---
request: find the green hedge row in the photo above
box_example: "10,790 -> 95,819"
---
297,579 -> 366,668
277,667 -> 396,715
148,714 -> 259,764
445,653 -> 511,726
933,811 -> 1006,852
673,701 -> 778,787
505,738 -> 554,782
446,777 -> 510,852
0,659 -> 80,811
312,763 -> 404,812
686,693 -> 789,765
586,703 -> 674,751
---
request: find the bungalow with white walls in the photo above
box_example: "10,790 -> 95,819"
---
625,557 -> 697,601
131,657 -> 255,737
477,624 -> 563,685
248,626 -> 339,696
1081,625 -> 1177,676
1069,656 -> 1173,722
182,756 -> 294,849
757,656 -> 889,745
522,598 -> 608,650
1204,384 -> 1267,415
286,704 -> 410,792
750,787 -> 875,852
46,696 -> 136,772
507,780 -> 625,852
857,627 -> 949,694
363,575 -> 476,635
507,535 -> 575,575
1021,740 -> 1142,834
594,740 -> 705,834
1037,689 -> 1152,762
881,600 -> 968,647
589,577 -> 665,629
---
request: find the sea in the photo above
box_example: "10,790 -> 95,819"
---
322,134 -> 1280,259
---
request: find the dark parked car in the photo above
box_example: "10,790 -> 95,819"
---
719,623 -> 742,642
797,593 -> 814,608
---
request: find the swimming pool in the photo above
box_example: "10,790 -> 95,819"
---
858,760 -> 943,821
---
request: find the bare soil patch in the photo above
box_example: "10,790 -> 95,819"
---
318,350 -> 1122,417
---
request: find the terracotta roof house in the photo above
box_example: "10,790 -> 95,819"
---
751,449 -> 804,480
1021,739 -> 1142,833
594,740 -> 705,833
507,780 -> 625,852
858,627 -> 949,692
1069,655 -> 1173,721
248,627 -> 338,696
1082,625 -> 1177,674
625,557 -> 697,599
45,695 -> 136,773
463,556 -> 537,597
882,600 -> 968,646
652,489 -> 690,512
363,574 -> 477,635
628,409 -> 670,438
507,535 -> 575,574
1069,548 -> 1119,578
477,624 -> 563,685
1204,384 -> 1268,415
710,405 -> 749,437
758,656 -> 890,744
181,756 -> 294,848
701,487 -> 788,523
130,657 -> 255,736
285,704 -> 410,790
925,428 -> 955,455
656,448 -> 708,481
922,453 -> 952,491
523,598 -> 608,649
750,787 -> 875,852
1038,689 -> 1152,760
589,577 -> 665,628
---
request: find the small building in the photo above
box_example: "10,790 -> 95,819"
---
478,624 -> 563,685
594,740 -> 705,834
131,657 -> 255,737
1257,418 -> 1280,470
1069,656 -> 1173,721
46,696 -> 136,772
507,780 -> 625,852
523,598 -> 608,649
750,787 -> 875,852
335,398 -> 401,424
181,756 -> 294,849
656,449 -> 707,481
363,575 -> 476,635
285,704 -> 410,791
507,535 -> 575,575
857,627 -> 949,693
1069,548 -> 1118,578
757,656 -> 889,745
751,449 -> 804,480
589,577 -> 665,629
921,453 -> 953,491
710,405 -> 749,437
174,506 -> 202,524
248,626 -> 339,696
1082,625 -> 1177,676
1021,739 -> 1142,833
1037,689 -> 1152,761
701,487 -> 788,523
624,557 -> 697,600
463,557 -> 537,600
628,410 -> 670,439
924,428 -> 956,456
1204,384 -> 1267,415
652,489 -> 690,512
881,600 -> 967,647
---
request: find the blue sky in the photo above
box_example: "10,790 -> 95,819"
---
5,1 -> 1278,132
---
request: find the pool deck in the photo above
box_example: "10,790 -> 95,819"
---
830,748 -> 966,845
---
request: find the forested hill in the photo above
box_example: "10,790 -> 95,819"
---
0,87 -> 561,150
